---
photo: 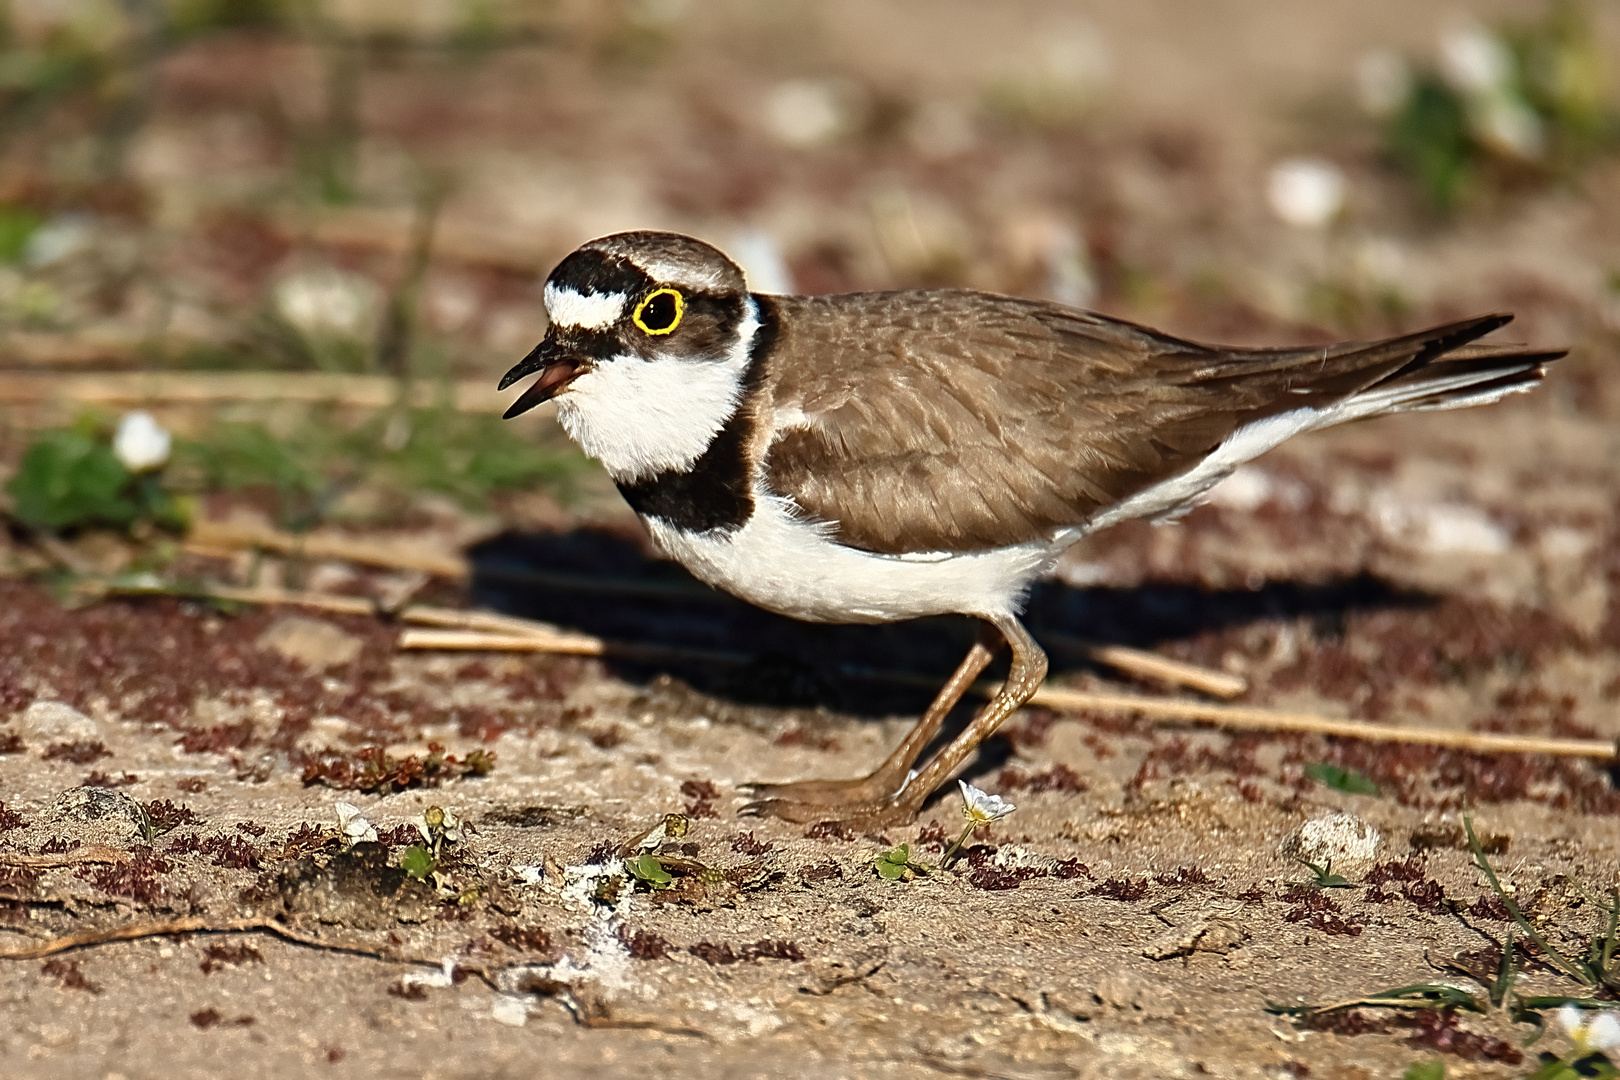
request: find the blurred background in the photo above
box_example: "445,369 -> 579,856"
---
0,0 -> 1615,613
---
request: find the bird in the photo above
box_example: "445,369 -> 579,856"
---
498,230 -> 1565,827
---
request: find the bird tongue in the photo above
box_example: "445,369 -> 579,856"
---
502,358 -> 579,419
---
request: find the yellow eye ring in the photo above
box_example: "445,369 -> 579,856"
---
632,288 -> 685,335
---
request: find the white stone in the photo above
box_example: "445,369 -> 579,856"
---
1266,158 -> 1346,228
20,700 -> 99,741
1282,812 -> 1381,872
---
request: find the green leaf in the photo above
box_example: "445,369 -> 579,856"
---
400,845 -> 436,880
0,204 -> 42,263
875,844 -> 913,881
626,853 -> 672,888
1297,858 -> 1353,889
7,428 -> 137,530
1402,1061 -> 1445,1080
1303,762 -> 1381,796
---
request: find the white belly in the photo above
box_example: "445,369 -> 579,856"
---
644,492 -> 1059,624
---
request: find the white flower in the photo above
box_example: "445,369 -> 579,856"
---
1266,158 -> 1347,228
334,801 -> 377,846
112,411 -> 171,472
1558,1005 -> 1620,1056
273,266 -> 380,339
416,805 -> 463,851
763,79 -> 849,148
959,780 -> 1016,826
1439,18 -> 1512,95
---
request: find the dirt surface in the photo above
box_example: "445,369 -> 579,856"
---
2,2 -> 1620,1078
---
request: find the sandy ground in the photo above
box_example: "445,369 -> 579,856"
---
2,1 -> 1620,1077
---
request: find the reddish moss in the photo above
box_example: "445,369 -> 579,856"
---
0,802 -> 28,832
188,1008 -> 252,1029
804,821 -> 855,842
298,743 -> 495,794
77,847 -> 172,904
83,770 -> 138,787
996,763 -> 1087,793
176,722 -> 255,755
142,799 -> 203,830
374,824 -> 420,847
1468,895 -> 1512,922
618,925 -> 673,959
1053,858 -> 1092,880
728,831 -> 773,856
1404,1010 -> 1522,1063
199,943 -> 262,974
774,725 -> 842,752
1284,909 -> 1364,936
1304,1009 -> 1392,1035
40,958 -> 101,994
1155,866 -> 1212,887
680,778 -> 721,819
0,733 -> 24,754
1090,877 -> 1150,901
42,740 -> 111,764
1365,857 -> 1430,885
799,860 -> 844,884
490,924 -> 554,954
689,939 -> 805,964
968,866 -> 1046,890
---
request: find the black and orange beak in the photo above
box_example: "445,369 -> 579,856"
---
498,337 -> 584,419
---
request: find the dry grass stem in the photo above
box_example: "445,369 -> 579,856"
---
1017,686 -> 1618,760
1047,633 -> 1248,698
0,846 -> 132,868
186,520 -> 470,579
0,372 -> 510,413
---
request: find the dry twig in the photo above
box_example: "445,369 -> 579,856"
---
0,371 -> 508,413
1015,685 -> 1618,760
0,847 -> 131,868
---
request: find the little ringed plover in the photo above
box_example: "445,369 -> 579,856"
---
499,230 -> 1565,827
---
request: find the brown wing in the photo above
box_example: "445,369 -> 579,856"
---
759,292 -> 1541,554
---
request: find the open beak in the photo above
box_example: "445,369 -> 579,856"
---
498,338 -> 584,419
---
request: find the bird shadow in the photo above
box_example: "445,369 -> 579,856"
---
468,525 -> 1432,726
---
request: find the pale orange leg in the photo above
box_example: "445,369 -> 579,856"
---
739,625 -> 999,822
740,614 -> 1047,828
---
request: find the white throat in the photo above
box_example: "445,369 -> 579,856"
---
555,297 -> 761,483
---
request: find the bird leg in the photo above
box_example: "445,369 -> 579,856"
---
740,614 -> 1047,828
739,624 -> 999,821
891,613 -> 1048,817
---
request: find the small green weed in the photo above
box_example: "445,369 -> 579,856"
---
7,420 -> 187,533
625,853 -> 673,889
1270,815 -> 1620,1076
399,844 -> 436,880
1304,762 -> 1381,796
1297,857 -> 1354,889
875,844 -> 928,882
1374,2 -> 1617,209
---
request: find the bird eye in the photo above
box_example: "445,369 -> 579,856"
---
632,288 -> 684,335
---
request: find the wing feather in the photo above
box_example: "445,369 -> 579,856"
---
758,294 -> 1547,554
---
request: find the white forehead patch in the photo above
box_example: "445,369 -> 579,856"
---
625,254 -> 730,293
544,283 -> 627,331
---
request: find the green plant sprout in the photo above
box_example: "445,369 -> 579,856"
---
1303,762 -> 1381,796
1270,815 -> 1620,1077
1296,857 -> 1354,889
874,844 -> 928,882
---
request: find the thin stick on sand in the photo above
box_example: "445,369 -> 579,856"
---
101,581 -> 1615,761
